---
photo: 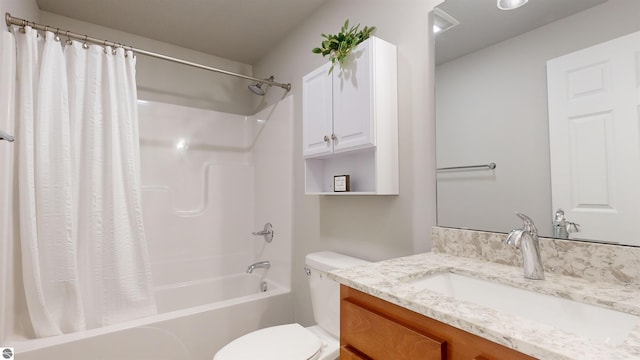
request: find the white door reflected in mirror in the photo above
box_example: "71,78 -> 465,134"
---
547,30 -> 640,246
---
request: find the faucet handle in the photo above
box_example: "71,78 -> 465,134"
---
553,209 -> 565,224
514,212 -> 538,235
505,229 -> 523,248
252,222 -> 274,243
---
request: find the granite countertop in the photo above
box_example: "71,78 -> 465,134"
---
329,252 -> 640,360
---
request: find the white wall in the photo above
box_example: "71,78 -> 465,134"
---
436,0 -> 640,237
38,11 -> 257,115
0,0 -> 40,25
0,0 -> 41,345
254,0 -> 442,325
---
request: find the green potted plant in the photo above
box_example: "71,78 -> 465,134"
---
312,20 -> 376,74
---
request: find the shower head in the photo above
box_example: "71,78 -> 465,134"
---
248,76 -> 275,96
248,83 -> 266,96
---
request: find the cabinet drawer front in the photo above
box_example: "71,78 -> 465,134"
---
342,299 -> 445,360
340,346 -> 370,360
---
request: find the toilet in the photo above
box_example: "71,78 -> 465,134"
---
213,251 -> 369,360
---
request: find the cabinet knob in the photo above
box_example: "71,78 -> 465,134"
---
324,135 -> 330,142
331,134 -> 338,141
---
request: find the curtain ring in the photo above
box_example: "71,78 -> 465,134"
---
19,19 -> 26,33
65,30 -> 72,45
55,28 -> 61,42
82,35 -> 89,49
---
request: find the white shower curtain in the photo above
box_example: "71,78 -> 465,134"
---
7,26 -> 156,338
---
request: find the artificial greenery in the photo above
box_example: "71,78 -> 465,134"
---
312,20 -> 376,74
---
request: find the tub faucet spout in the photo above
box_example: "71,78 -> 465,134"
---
506,212 -> 545,280
246,261 -> 270,274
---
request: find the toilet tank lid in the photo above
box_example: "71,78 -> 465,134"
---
305,251 -> 370,272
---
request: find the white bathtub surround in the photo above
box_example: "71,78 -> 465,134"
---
6,26 -> 156,338
154,273 -> 275,313
13,273 -> 291,359
329,251 -> 640,359
137,97 -> 294,290
3,74 -> 294,356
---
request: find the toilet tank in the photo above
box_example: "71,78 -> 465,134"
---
305,251 -> 369,338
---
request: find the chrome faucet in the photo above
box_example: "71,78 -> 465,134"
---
246,261 -> 270,274
506,212 -> 545,280
552,208 -> 579,239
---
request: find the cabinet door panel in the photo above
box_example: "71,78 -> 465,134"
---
332,40 -> 375,153
342,299 -> 445,360
303,62 -> 333,158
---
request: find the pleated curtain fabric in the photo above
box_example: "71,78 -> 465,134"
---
11,26 -> 156,338
0,29 -> 17,344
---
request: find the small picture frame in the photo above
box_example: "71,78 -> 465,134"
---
334,175 -> 350,192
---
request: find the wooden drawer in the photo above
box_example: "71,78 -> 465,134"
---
340,346 -> 370,360
341,298 -> 446,359
341,285 -> 536,360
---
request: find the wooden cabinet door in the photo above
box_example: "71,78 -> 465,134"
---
342,298 -> 445,360
303,61 -> 333,158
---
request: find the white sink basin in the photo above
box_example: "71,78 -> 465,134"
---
407,272 -> 639,345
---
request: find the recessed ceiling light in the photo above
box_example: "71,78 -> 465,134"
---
433,8 -> 459,35
497,0 -> 529,10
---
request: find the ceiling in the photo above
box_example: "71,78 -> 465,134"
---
35,0 -> 609,66
36,0 -> 329,65
435,0 -> 607,64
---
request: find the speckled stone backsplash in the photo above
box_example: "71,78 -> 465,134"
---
432,226 -> 640,288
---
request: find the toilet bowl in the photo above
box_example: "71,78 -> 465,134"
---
213,251 -> 369,360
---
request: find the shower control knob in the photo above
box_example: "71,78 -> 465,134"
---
323,135 -> 329,143
252,222 -> 274,243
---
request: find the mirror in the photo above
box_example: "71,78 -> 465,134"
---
435,0 -> 640,246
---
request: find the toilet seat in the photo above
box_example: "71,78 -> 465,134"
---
213,323 -> 322,360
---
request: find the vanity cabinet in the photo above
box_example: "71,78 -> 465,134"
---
302,36 -> 398,195
340,285 -> 535,360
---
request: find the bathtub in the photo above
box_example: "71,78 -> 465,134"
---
9,273 -> 292,360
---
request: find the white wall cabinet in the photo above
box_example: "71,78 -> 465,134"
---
302,36 -> 398,195
303,62 -> 335,158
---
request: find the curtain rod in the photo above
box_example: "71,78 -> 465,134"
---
5,13 -> 292,92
